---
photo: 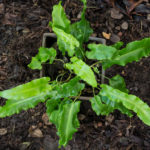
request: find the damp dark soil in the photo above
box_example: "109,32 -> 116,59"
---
0,0 -> 150,150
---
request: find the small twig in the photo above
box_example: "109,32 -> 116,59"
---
72,96 -> 92,101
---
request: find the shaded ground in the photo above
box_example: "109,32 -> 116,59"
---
0,0 -> 150,149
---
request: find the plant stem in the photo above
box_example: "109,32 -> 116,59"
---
90,60 -> 101,68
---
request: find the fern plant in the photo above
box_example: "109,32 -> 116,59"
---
1,0 -> 150,147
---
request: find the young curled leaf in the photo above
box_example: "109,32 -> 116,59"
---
53,27 -> 79,56
86,44 -> 117,61
66,57 -> 97,87
28,47 -> 57,70
100,84 -> 150,126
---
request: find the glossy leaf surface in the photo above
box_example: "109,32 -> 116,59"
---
50,100 -> 81,147
86,44 -> 117,60
51,1 -> 70,32
90,95 -> 114,115
28,57 -> 42,70
28,47 -> 56,70
0,77 -> 51,117
103,38 -> 150,69
53,27 -> 79,56
66,57 -> 97,87
37,47 -> 56,64
100,84 -> 150,126
109,75 -> 129,93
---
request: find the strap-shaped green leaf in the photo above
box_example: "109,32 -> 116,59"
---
50,100 -> 81,147
90,95 -> 132,117
66,57 -> 97,87
51,1 -> 70,32
100,84 -> 150,126
103,37 -> 150,69
86,44 -> 117,60
53,27 -> 79,56
28,47 -> 57,70
0,77 -> 51,117
109,75 -> 129,93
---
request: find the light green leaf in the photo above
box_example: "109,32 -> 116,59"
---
28,47 -> 57,70
100,84 -> 150,126
28,57 -> 42,70
66,57 -> 97,87
51,1 -> 70,32
50,100 -> 81,147
86,44 -> 117,60
53,27 -> 79,56
90,95 -> 114,116
109,75 -> 129,93
37,47 -> 56,64
103,37 -> 150,69
0,77 -> 51,117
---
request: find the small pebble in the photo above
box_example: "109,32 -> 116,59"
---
110,34 -> 120,43
121,21 -> 128,30
111,8 -> 123,19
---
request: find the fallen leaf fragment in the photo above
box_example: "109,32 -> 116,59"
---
42,113 -> 52,125
28,126 -> 43,138
102,32 -> 111,39
0,128 -> 7,135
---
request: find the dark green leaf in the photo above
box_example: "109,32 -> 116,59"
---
109,75 -> 129,93
112,41 -> 124,50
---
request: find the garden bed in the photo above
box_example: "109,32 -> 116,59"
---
0,0 -> 150,149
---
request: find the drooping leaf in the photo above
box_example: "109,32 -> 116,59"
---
112,41 -> 124,50
28,57 -> 42,70
100,84 -> 150,126
50,100 -> 81,147
109,75 -> 129,93
28,47 -> 57,70
53,27 -> 79,56
0,77 -> 51,117
90,95 -> 114,116
103,37 -> 150,69
86,44 -> 117,60
51,1 -> 70,32
66,57 -> 97,87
